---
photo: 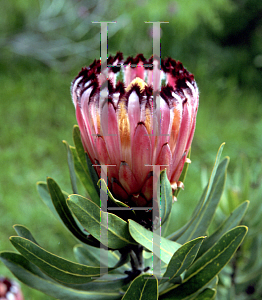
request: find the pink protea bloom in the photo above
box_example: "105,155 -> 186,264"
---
0,277 -> 24,300
71,53 -> 199,207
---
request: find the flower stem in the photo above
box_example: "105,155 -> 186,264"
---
122,244 -> 149,282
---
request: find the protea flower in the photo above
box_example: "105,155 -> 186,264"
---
71,53 -> 199,211
0,277 -> 24,300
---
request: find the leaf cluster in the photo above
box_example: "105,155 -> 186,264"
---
0,128 -> 248,299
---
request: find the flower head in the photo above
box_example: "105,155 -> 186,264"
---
71,53 -> 199,208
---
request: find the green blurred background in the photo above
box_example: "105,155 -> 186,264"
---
1,0 -> 262,299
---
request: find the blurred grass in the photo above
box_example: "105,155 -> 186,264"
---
1,0 -> 262,298
0,59 -> 78,299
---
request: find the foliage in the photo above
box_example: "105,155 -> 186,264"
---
0,135 -> 248,299
216,157 -> 262,299
1,0 -> 262,298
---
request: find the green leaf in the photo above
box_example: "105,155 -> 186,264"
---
73,125 -> 92,178
167,143 -> 225,241
159,169 -> 173,225
161,213 -> 172,238
0,252 -> 122,299
63,140 -> 78,194
73,244 -> 130,273
13,224 -> 39,245
73,125 -> 100,200
184,227 -> 247,280
98,179 -> 136,221
128,220 -> 181,264
174,148 -> 191,199
121,273 -> 158,300
99,179 -> 130,209
71,146 -> 100,206
63,275 -> 128,293
47,177 -> 94,245
201,143 -> 225,203
184,277 -> 218,299
68,194 -> 137,249
177,157 -> 229,244
37,182 -> 101,246
74,244 -> 102,267
0,251 -> 53,281
160,226 -> 247,299
205,276 -> 218,290
160,237 -> 205,284
197,200 -> 249,258
37,181 -> 61,220
194,288 -> 216,300
10,236 -> 107,284
167,186 -> 208,241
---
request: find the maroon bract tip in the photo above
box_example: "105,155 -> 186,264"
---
71,52 -> 199,225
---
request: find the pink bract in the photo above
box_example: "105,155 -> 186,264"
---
71,53 -> 199,207
0,277 -> 24,300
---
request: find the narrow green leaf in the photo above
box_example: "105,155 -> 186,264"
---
63,140 -> 78,194
160,237 -> 205,284
74,244 -> 102,267
13,225 -> 39,245
167,144 -> 225,241
85,152 -> 100,194
167,186 -> 208,241
161,212 -> 172,238
0,251 -> 52,281
205,276 -> 218,289
99,179 -> 130,209
37,181 -> 61,220
197,200 -> 249,258
73,125 -> 91,176
203,143 -> 225,202
12,227 -> 102,279
47,177 -> 94,245
177,157 -> 229,243
159,281 -> 178,295
62,275 -> 128,293
73,125 -> 100,196
160,226 -> 247,299
0,252 -> 122,299
128,220 -> 181,264
74,244 -> 130,273
194,288 -> 216,300
98,179 -> 136,222
10,236 -> 108,284
184,226 -> 247,280
1,251 -> 127,292
37,182 -> 101,246
184,277 -> 218,299
160,169 -> 173,225
68,194 -> 137,249
71,146 -> 100,206
174,148 -> 191,198
142,252 -> 168,279
122,273 -> 158,300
